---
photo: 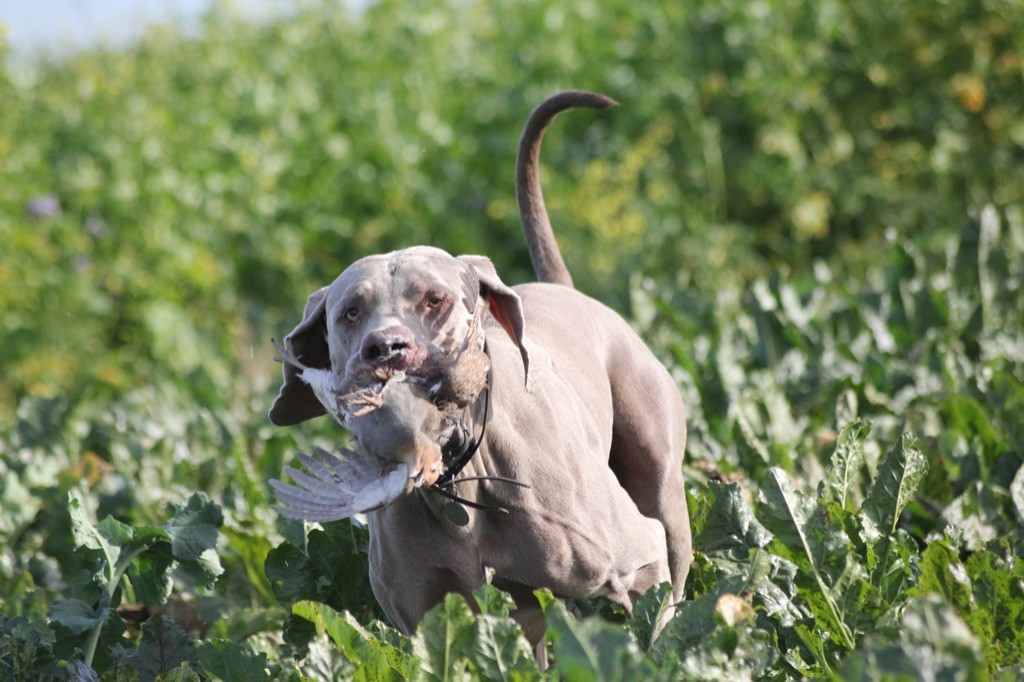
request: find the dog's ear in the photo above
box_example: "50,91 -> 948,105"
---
458,255 -> 530,381
269,287 -> 330,426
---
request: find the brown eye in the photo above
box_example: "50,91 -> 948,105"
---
344,307 -> 360,322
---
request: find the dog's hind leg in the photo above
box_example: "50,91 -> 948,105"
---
607,348 -> 693,605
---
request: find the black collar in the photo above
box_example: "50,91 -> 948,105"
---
433,383 -> 490,489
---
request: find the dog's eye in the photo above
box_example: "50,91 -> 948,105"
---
426,296 -> 445,309
344,307 -> 360,322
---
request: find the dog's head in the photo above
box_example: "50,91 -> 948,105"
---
269,246 -> 529,428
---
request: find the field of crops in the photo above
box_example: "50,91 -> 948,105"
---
2,0 -> 1023,679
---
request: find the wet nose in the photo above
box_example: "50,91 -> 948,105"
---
361,326 -> 415,364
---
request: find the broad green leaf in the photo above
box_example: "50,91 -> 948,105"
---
47,598 -> 110,635
0,614 -> 57,680
469,614 -> 537,682
915,542 -> 1024,672
860,433 -> 927,543
162,493 -> 223,561
744,549 -> 804,628
941,481 -> 1012,551
156,663 -> 203,681
913,540 -> 974,612
68,490 -> 178,597
412,593 -> 475,682
674,620 -> 777,681
195,639 -> 273,682
162,493 -> 224,590
840,596 -> 985,681
626,582 -> 673,652
302,633 -> 356,681
868,528 -> 919,606
536,590 -> 647,682
127,543 -> 175,606
962,550 -> 1024,670
0,471 -> 37,539
758,468 -> 856,649
121,615 -> 197,680
293,600 -> 416,681
649,576 -> 737,661
695,482 -> 772,562
820,419 -> 870,509
471,571 -> 517,618
69,491 -> 131,583
265,521 -> 378,624
653,584 -> 779,678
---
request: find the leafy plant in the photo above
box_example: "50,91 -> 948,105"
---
1,0 -> 1023,677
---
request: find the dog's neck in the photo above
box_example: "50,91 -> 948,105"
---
421,339 -> 529,526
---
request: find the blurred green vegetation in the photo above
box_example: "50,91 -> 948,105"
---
1,0 -> 1021,415
1,0 -> 1023,677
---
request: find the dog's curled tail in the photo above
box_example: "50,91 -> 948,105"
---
517,90 -> 617,288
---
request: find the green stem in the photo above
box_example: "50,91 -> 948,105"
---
83,618 -> 103,669
83,542 -> 156,668
120,573 -> 137,605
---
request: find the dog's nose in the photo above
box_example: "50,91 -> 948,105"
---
361,326 -> 415,365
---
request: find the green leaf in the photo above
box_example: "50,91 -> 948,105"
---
0,470 -> 38,539
652,587 -> 778,679
69,491 -> 131,584
868,528 -> 919,606
412,593 -> 475,682
962,550 -> 1024,670
122,615 -> 197,680
162,493 -> 223,561
914,539 -> 975,612
301,633 -> 355,681
47,598 -> 110,635
537,589 -> 647,681
675,618 -> 777,680
265,521 -> 378,625
195,639 -> 272,682
293,601 -> 416,681
469,614 -> 537,682
861,433 -> 927,543
471,570 -> 517,618
162,493 -> 224,590
941,481 -> 1012,551
758,468 -> 857,649
650,588 -> 725,658
0,615 -> 57,679
695,482 -> 772,562
626,582 -> 673,652
127,543 -> 175,606
840,596 -> 985,681
68,490 -> 176,596
156,663 -> 203,681
820,419 -> 870,510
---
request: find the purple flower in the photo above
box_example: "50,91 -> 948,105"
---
86,215 -> 107,237
26,194 -> 61,219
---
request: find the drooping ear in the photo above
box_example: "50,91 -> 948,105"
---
269,287 -> 330,426
458,255 -> 530,382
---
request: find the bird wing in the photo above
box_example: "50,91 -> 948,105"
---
270,447 -> 409,521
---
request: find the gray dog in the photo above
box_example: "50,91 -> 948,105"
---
269,90 -> 692,659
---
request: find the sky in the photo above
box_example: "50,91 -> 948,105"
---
0,0 -> 277,58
